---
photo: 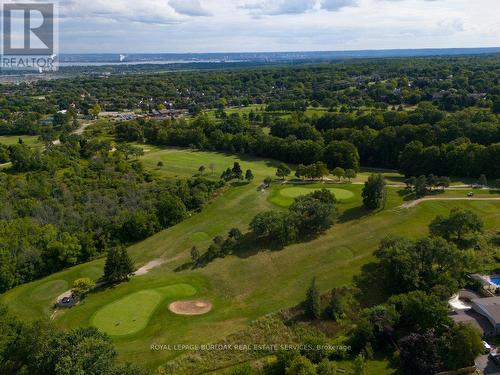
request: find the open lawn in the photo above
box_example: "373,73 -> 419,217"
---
1,148 -> 499,372
141,147 -> 282,180
0,135 -> 41,148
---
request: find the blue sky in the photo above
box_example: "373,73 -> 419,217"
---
21,0 -> 500,53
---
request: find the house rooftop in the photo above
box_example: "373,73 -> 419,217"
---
472,297 -> 500,322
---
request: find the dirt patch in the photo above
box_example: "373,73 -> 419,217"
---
169,300 -> 213,315
135,259 -> 164,276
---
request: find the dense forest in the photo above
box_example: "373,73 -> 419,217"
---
0,137 -> 223,292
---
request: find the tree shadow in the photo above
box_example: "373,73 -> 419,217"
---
338,205 -> 369,223
174,230 -> 330,272
353,262 -> 392,308
230,180 -> 249,187
397,189 -> 415,202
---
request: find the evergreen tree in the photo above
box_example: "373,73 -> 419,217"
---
245,169 -> 254,181
232,162 -> 243,179
305,277 -> 321,319
328,288 -> 346,321
119,247 -> 135,280
221,168 -> 233,181
103,246 -> 134,283
103,247 -> 121,283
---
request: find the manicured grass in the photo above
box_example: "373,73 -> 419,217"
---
141,147 -> 283,180
280,187 -> 354,200
92,284 -> 196,336
1,148 -> 499,371
30,280 -> 68,301
190,232 -> 211,241
269,185 -> 357,207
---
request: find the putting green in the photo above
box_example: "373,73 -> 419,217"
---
280,187 -> 354,200
31,280 -> 68,301
91,284 -> 196,336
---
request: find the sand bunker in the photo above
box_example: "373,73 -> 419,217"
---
169,300 -> 213,315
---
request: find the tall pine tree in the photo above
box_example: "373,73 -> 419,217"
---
305,277 -> 321,319
103,246 -> 135,283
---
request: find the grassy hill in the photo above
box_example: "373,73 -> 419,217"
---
1,148 -> 499,372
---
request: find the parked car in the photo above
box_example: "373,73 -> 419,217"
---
483,341 -> 492,354
489,352 -> 500,365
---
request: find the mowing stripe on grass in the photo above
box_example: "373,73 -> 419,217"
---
31,280 -> 68,301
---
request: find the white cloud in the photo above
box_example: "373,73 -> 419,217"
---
240,0 -> 316,16
320,0 -> 358,11
48,0 -> 500,53
169,0 -> 211,17
58,0 -> 186,24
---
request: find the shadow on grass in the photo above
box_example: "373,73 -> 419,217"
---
397,189 -> 415,202
338,205 -> 369,223
174,230 -> 328,272
230,181 -> 250,187
353,262 -> 392,308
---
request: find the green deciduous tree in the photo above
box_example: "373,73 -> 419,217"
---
276,163 -> 291,180
345,169 -> 357,182
71,278 -> 96,298
362,174 -> 386,210
286,355 -> 316,375
156,193 -> 187,228
429,208 -> 484,243
415,175 -> 428,198
332,167 -> 345,181
440,323 -> 483,371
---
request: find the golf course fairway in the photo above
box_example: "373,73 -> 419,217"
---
271,186 -> 355,207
